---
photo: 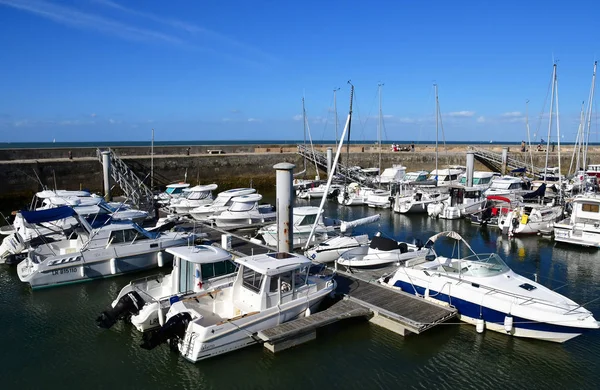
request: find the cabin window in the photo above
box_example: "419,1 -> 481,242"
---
479,177 -> 491,184
278,271 -> 294,293
179,261 -> 196,292
201,260 -> 237,280
299,214 -> 317,226
582,203 -> 600,213
294,267 -> 308,286
450,175 -> 458,180
242,267 -> 264,293
509,183 -> 521,190
230,201 -> 254,212
109,229 -> 140,244
187,191 -> 210,201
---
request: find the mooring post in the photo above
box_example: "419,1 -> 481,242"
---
101,150 -> 112,201
274,162 -> 295,253
466,151 -> 474,187
326,147 -> 333,178
501,147 -> 508,176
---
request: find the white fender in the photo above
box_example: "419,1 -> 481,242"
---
504,315 -> 513,333
476,317 -> 485,334
157,251 -> 164,268
158,303 -> 165,326
109,258 -> 116,275
304,307 -> 311,317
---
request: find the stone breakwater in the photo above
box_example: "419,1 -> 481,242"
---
0,143 -> 596,201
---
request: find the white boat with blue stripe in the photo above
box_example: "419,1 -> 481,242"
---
381,231 -> 599,343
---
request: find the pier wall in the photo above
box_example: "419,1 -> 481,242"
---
0,144 -> 595,202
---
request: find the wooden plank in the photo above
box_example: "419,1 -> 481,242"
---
258,300 -> 372,343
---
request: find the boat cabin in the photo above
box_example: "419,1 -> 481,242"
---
227,194 -> 263,212
212,188 -> 255,207
180,184 -> 218,201
164,183 -> 190,196
233,252 -> 313,312
428,168 -> 464,183
448,187 -> 483,206
459,171 -> 496,187
586,164 -> 600,178
292,206 -> 323,227
166,245 -> 236,295
378,165 -> 406,183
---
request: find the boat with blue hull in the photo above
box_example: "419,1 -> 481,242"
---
381,231 -> 599,342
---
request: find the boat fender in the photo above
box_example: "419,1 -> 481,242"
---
157,251 -> 164,268
158,304 -> 165,326
110,258 -> 117,275
424,288 -> 430,299
95,291 -> 145,329
140,312 -> 192,350
504,315 -> 513,333
476,317 -> 485,334
304,307 -> 311,318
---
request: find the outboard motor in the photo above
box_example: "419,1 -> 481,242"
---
140,312 -> 192,350
96,291 -> 145,329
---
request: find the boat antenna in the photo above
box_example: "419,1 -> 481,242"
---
333,87 -> 340,149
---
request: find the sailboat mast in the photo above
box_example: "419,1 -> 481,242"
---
555,69 -> 562,204
302,97 -> 307,174
346,81 -> 354,182
434,84 -> 439,178
151,128 -> 154,190
526,100 -> 534,177
334,87 -> 340,148
584,61 -> 597,172
378,83 -> 384,183
544,64 -> 557,182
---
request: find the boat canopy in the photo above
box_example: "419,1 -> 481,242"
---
486,195 -> 512,203
235,252 -> 311,276
20,205 -> 76,224
166,245 -> 232,264
425,231 -> 476,255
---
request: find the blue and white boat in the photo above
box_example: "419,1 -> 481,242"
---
381,231 -> 599,342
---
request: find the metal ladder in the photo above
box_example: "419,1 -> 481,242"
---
296,144 -> 373,185
471,147 -> 545,177
96,148 -> 154,211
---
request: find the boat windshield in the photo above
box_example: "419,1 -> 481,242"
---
459,253 -> 510,277
229,201 -> 255,212
166,187 -> 184,195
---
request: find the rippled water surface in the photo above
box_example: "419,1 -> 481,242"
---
2,197 -> 600,389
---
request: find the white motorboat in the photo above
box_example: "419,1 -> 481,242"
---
484,175 -> 531,198
393,190 -> 448,214
399,171 -> 429,185
375,164 -> 406,184
365,189 -> 392,208
381,231 -> 599,342
259,206 -> 379,249
428,168 -> 465,187
140,251 -> 336,362
304,234 -> 370,264
96,245 -> 237,332
499,203 -> 563,236
155,183 -> 190,206
169,184 -> 218,214
189,188 -> 256,221
427,186 -> 486,220
458,171 -> 497,190
0,200 -> 148,264
296,183 -> 328,199
214,194 -> 276,229
259,206 -> 340,248
337,233 -> 427,268
337,182 -> 374,206
16,207 -> 194,289
554,194 -> 600,247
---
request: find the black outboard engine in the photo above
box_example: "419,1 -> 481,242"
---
96,291 -> 145,329
4,252 -> 27,266
140,312 -> 192,350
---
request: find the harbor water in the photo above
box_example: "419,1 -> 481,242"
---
1,196 -> 600,389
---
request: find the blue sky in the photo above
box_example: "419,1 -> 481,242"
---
0,0 -> 599,143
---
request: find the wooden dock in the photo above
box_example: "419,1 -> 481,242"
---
257,299 -> 372,352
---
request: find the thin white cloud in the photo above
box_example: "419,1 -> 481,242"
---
90,113 -> 97,118
108,118 -> 121,124
94,0 -> 277,64
247,118 -> 261,122
292,114 -> 303,121
383,114 -> 393,119
447,111 -> 475,118
477,116 -> 485,123
0,0 -> 184,45
221,118 -> 231,122
502,111 -> 522,117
